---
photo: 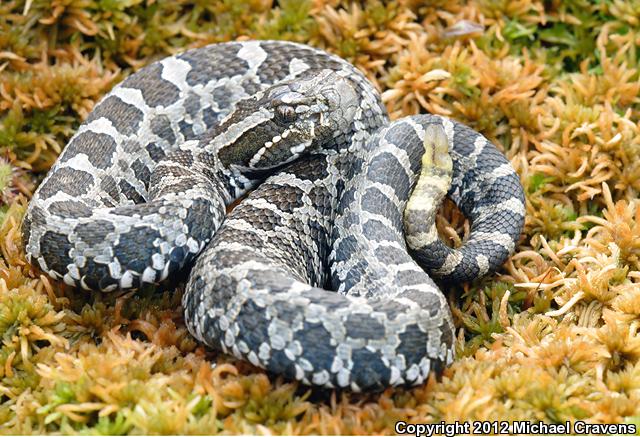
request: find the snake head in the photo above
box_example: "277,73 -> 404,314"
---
215,69 -> 360,172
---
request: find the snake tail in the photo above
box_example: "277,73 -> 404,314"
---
405,118 -> 526,282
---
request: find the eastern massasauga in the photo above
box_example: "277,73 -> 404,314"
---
22,40 -> 525,391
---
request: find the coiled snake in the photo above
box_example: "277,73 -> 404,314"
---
22,41 -> 525,391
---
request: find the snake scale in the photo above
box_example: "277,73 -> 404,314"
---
22,41 -> 525,391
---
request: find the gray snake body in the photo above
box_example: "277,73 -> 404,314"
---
22,41 -> 525,391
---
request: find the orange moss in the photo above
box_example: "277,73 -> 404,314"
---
2,0 -> 640,434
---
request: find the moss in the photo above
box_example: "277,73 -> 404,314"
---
2,0 -> 640,434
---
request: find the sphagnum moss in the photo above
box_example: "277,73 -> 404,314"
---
1,0 -> 640,434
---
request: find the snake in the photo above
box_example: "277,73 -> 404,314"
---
21,40 -> 525,391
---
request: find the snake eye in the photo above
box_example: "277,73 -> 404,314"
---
275,105 -> 297,124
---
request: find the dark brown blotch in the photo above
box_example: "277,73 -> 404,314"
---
60,131 -> 118,170
49,200 -> 93,218
150,114 -> 176,145
178,43 -> 247,87
121,63 -> 180,108
86,95 -> 144,135
38,168 -> 95,198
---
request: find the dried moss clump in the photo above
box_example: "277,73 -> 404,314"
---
1,0 -> 640,434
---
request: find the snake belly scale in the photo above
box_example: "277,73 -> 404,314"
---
22,40 -> 526,391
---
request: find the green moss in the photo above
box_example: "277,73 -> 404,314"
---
258,0 -> 316,41
503,19 -> 538,43
2,0 -> 640,433
0,160 -> 13,202
528,173 -> 555,193
88,411 -> 134,435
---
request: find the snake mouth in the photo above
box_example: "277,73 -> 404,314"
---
243,113 -> 324,171
230,156 -> 301,179
232,144 -> 316,178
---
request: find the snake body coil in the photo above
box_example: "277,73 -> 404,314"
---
22,41 -> 525,391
